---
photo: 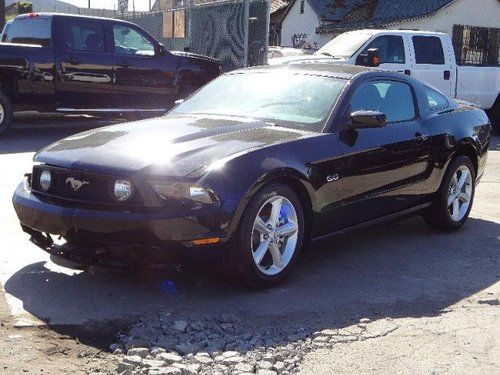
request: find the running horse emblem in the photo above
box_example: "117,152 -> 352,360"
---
65,177 -> 90,191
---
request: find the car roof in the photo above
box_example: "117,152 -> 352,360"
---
346,28 -> 447,36
15,12 -> 135,27
231,63 -> 379,80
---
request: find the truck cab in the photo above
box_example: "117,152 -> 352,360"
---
273,29 -> 500,124
0,13 -> 221,135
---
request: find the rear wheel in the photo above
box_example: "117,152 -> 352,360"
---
424,155 -> 475,231
226,184 -> 304,287
0,90 -> 14,136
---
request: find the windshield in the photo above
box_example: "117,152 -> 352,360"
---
171,72 -> 346,131
316,31 -> 373,58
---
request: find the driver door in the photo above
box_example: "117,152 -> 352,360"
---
109,23 -> 176,109
332,78 -> 431,227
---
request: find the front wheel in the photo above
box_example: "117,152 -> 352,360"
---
424,155 -> 475,231
0,90 -> 14,136
227,184 -> 305,287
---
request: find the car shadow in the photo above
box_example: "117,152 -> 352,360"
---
0,114 -> 123,155
4,215 -> 499,351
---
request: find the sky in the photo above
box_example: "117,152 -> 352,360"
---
64,0 -> 151,11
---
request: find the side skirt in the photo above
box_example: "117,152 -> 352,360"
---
311,202 -> 433,244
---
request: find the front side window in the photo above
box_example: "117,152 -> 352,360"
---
61,20 -> 105,53
350,81 -> 416,123
5,17 -> 51,47
361,35 -> 405,64
413,36 -> 445,64
113,25 -> 155,56
425,86 -> 449,110
172,72 -> 347,131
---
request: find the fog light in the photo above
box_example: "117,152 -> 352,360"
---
39,170 -> 51,191
114,180 -> 133,202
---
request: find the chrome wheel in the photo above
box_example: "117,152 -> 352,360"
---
251,195 -> 299,276
448,165 -> 473,222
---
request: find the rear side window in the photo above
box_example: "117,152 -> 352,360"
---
425,87 -> 449,110
350,81 -> 416,123
4,17 -> 52,47
413,36 -> 445,64
60,19 -> 105,53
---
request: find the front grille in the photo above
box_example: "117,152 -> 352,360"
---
31,165 -> 140,205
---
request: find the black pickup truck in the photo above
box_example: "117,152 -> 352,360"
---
0,13 -> 222,134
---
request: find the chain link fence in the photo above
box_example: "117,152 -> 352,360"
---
126,0 -> 269,71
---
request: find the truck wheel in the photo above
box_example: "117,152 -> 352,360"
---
489,96 -> 500,135
0,91 -> 13,136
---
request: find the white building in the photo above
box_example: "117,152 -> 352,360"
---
280,0 -> 500,56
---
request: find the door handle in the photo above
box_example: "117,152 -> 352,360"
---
117,61 -> 131,68
65,57 -> 80,65
414,132 -> 428,142
444,70 -> 451,80
404,70 -> 411,76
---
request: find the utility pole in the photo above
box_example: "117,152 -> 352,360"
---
88,0 -> 91,8
0,0 -> 5,31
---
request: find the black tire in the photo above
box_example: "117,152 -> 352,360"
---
424,155 -> 475,231
0,90 -> 14,136
226,183 -> 305,288
489,96 -> 500,135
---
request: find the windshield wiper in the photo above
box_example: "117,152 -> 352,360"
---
320,52 -> 334,57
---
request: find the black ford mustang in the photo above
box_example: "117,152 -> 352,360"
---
13,64 -> 491,286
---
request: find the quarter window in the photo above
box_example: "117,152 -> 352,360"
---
425,86 -> 449,110
361,35 -> 405,64
413,36 -> 445,64
4,17 -> 52,47
350,81 -> 416,123
113,25 -> 155,56
61,20 -> 105,53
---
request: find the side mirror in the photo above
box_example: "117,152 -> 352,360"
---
355,48 -> 380,67
157,43 -> 167,56
349,110 -> 387,129
366,48 -> 380,67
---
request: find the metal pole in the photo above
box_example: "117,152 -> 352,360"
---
88,0 -> 90,8
265,0 -> 270,64
244,0 -> 249,67
0,0 -> 4,31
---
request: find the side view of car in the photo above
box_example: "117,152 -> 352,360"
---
12,64 -> 491,287
0,13 -> 222,135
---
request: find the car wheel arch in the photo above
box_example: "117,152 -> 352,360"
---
227,169 -> 315,240
454,141 -> 479,176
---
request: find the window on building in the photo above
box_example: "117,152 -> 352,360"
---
452,25 -> 500,66
300,0 -> 305,14
413,36 -> 445,65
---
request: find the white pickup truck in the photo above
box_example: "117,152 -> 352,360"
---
272,29 -> 500,125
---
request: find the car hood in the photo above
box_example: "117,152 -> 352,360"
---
34,114 -> 312,177
170,50 -> 219,65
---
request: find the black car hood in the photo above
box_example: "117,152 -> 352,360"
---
170,50 -> 219,65
34,114 -> 312,177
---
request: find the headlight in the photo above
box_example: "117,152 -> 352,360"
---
114,179 -> 133,202
150,181 -> 217,206
39,170 -> 51,191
